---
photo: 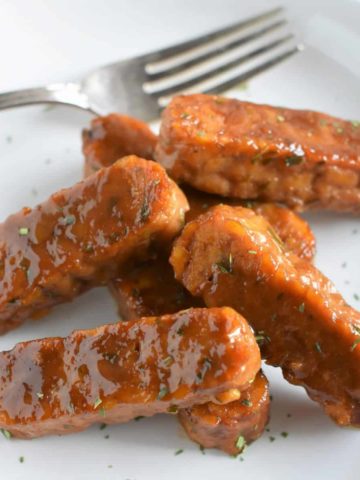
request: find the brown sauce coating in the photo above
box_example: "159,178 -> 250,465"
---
184,186 -> 315,262
110,255 -> 203,319
0,307 -> 260,439
81,112 -> 315,261
0,156 -> 188,335
171,205 -> 360,427
82,114 -> 156,177
178,370 -> 270,455
155,94 -> 360,212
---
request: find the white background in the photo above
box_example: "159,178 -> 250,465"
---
0,1 -> 359,479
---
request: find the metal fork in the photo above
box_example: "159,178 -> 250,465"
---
0,7 -> 302,121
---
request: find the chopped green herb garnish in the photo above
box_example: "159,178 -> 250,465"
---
83,243 -> 94,253
19,456 -> 24,463
99,407 -> 106,417
216,253 -> 233,274
276,114 -> 285,122
319,119 -> 327,126
298,303 -> 305,313
104,434 -> 110,439
168,405 -> 178,414
157,386 -> 169,400
267,227 -> 284,250
174,449 -> 184,456
351,120 -> 359,128
351,338 -> 360,352
255,331 -> 270,345
248,250 -> 257,255
99,423 -> 107,430
241,399 -> 253,407
134,416 -> 144,421
285,156 -> 303,167
0,428 -> 12,439
235,435 -> 246,451
196,358 -> 212,383
36,392 -> 44,399
199,445 -> 205,455
281,431 -> 289,438
18,227 -> 29,236
94,398 -> 102,409
164,356 -> 174,367
181,112 -> 190,119
269,436 -> 276,442
236,81 -> 248,91
197,130 -> 205,137
140,202 -> 151,222
314,342 -> 322,353
354,293 -> 360,301
63,214 -> 76,225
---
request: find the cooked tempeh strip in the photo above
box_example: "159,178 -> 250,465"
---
171,205 -> 360,427
82,114 -> 156,176
178,370 -> 270,455
0,156 -> 188,334
110,250 -> 269,455
155,94 -> 360,212
0,307 -> 260,439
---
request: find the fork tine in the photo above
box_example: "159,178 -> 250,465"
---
157,45 -> 302,108
208,46 -> 303,95
147,35 -> 294,97
146,19 -> 288,80
143,7 -> 284,64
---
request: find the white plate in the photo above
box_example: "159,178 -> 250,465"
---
0,1 -> 359,479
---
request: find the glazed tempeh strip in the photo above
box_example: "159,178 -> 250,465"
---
155,94 -> 360,212
0,307 -> 260,439
82,113 -> 156,177
178,371 -> 269,455
0,156 -> 188,334
171,205 -> 360,427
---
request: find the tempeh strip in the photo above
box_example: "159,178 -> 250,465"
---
171,205 -> 360,427
0,156 -> 188,334
156,94 -> 360,212
0,307 -> 260,439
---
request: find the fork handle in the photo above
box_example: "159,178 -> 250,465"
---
0,82 -> 92,112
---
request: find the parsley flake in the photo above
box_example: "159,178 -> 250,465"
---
157,386 -> 169,400
314,342 -> 322,353
241,399 -> 253,407
94,398 -> 102,409
351,338 -> 360,352
0,428 -> 12,439
285,156 -> 303,167
248,250 -> 257,255
298,303 -> 305,313
18,227 -> 29,236
235,435 -> 246,451
281,431 -> 289,438
174,449 -> 184,456
36,392 -> 44,399
276,114 -> 285,122
19,456 -> 25,463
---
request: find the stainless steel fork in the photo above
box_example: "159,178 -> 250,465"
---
0,7 -> 302,121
